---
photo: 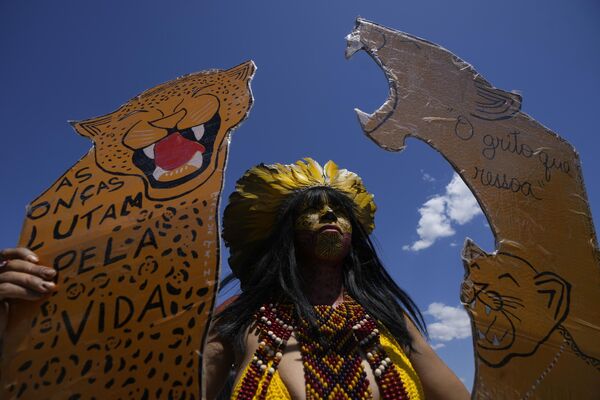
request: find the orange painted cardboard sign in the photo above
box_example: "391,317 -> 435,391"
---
346,19 -> 599,399
1,61 -> 255,400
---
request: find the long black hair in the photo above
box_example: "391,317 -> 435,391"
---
216,186 -> 427,354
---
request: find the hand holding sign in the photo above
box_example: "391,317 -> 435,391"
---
0,248 -> 56,302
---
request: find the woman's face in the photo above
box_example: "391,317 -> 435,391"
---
293,201 -> 352,262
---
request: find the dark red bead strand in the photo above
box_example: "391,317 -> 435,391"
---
233,304 -> 294,400
356,313 -> 410,400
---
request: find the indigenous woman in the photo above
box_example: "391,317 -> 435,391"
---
204,158 -> 469,399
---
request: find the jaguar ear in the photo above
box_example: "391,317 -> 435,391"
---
462,238 -> 488,262
471,77 -> 522,121
535,271 -> 571,322
223,60 -> 256,82
70,114 -> 113,139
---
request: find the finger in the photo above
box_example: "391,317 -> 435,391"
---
3,259 -> 56,280
0,248 -> 39,263
0,271 -> 56,294
0,282 -> 46,301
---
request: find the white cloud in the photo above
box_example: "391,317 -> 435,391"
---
405,197 -> 455,251
445,175 -> 482,224
425,302 -> 471,342
421,170 -> 436,182
404,173 -> 482,251
431,343 -> 446,350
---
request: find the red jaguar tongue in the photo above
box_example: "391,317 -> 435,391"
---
154,133 -> 205,171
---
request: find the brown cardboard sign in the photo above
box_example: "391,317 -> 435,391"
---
346,19 -> 599,399
0,62 -> 255,400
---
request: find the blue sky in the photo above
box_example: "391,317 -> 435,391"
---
1,0 -> 599,390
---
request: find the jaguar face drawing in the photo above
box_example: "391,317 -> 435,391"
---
73,62 -> 255,200
461,239 -> 570,367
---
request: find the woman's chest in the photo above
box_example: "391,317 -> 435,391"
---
236,330 -> 381,400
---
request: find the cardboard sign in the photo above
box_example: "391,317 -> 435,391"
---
1,62 -> 255,400
346,19 -> 599,399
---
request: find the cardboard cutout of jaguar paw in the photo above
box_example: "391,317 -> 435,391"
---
0,61 -> 255,400
346,19 -> 599,399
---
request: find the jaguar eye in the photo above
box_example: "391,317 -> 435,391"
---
498,273 -> 520,286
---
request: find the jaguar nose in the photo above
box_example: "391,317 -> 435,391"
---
149,108 -> 186,130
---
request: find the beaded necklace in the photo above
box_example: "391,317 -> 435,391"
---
234,297 -> 411,399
